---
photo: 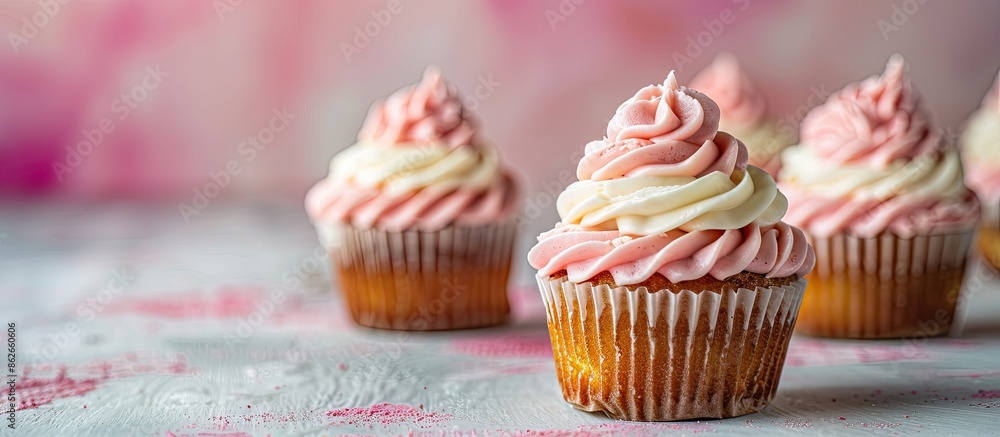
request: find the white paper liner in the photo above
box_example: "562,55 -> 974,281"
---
317,221 -> 516,330
800,231 -> 974,338
537,275 -> 806,421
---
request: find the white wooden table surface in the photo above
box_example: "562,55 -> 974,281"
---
2,202 -> 999,436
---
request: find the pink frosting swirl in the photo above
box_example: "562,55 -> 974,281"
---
306,172 -> 518,232
578,73 -> 750,182
528,72 -> 815,285
799,55 -> 937,167
306,67 -> 518,232
357,67 -> 476,149
529,223 -> 813,284
689,52 -> 766,128
780,56 -> 980,238
690,53 -> 791,176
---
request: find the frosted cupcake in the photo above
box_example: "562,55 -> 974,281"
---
306,68 -> 519,330
960,72 -> 1000,270
527,72 -> 815,421
690,53 -> 794,177
780,56 -> 980,339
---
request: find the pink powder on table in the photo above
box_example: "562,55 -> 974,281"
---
785,339 -> 928,367
102,288 -> 268,319
98,286 -> 349,329
197,433 -> 253,437
972,390 -> 1000,399
17,369 -> 103,411
325,403 -> 451,428
165,432 -> 253,437
451,334 -> 552,358
18,352 -> 195,410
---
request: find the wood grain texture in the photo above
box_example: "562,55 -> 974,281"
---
2,203 -> 1000,436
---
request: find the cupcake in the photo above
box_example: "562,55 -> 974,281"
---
779,56 -> 981,339
306,68 -> 519,330
960,72 -> 1000,270
689,53 -> 794,177
527,72 -> 815,421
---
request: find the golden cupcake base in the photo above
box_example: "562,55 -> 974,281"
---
538,272 -> 805,421
797,232 -> 973,339
326,222 -> 516,331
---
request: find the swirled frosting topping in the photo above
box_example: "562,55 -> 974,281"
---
780,56 -> 979,238
357,67 -> 475,149
306,67 -> 517,232
689,53 -> 793,176
800,55 -> 936,167
689,53 -> 766,129
528,72 -> 814,285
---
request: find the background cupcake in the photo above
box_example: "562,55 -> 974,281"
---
689,53 -> 795,177
960,72 -> 1000,270
306,68 -> 519,330
780,55 -> 981,339
527,72 -> 815,421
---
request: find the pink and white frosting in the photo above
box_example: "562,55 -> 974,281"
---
689,53 -> 793,176
527,72 -> 815,286
779,55 -> 980,239
960,72 -> 1000,213
306,67 -> 518,232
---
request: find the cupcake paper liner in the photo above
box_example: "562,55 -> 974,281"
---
537,275 -> 806,421
798,231 -> 974,339
320,221 -> 516,330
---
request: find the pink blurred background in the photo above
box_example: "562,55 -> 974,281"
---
1,0 -> 998,218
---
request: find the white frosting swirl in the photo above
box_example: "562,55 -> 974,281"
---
329,141 -> 499,195
781,146 -> 973,238
557,165 -> 787,235
963,108 -> 1000,163
782,147 -> 967,201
